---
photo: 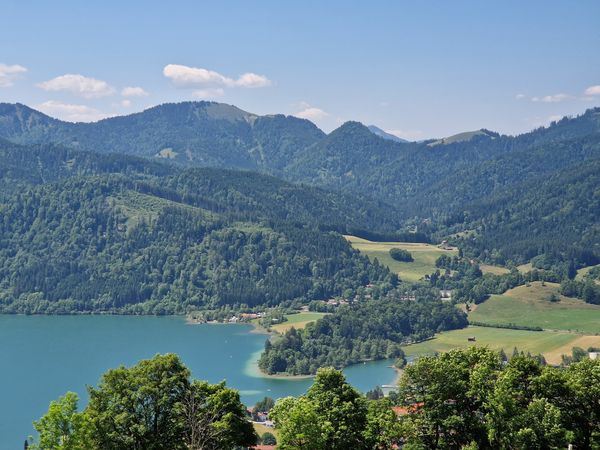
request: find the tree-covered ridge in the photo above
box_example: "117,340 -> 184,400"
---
258,292 -> 467,375
2,102 -> 600,286
0,174 -> 396,314
0,102 -> 326,170
2,102 -> 600,272
452,156 -> 600,267
0,138 -> 175,196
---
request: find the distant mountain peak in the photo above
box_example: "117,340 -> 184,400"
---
428,129 -> 498,146
367,125 -> 409,143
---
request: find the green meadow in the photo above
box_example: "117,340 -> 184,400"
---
469,282 -> 600,334
344,235 -> 457,282
270,312 -> 328,333
401,326 -> 600,365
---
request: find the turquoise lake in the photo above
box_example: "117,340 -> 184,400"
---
0,315 -> 396,449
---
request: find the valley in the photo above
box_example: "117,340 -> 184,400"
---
5,3 -> 600,448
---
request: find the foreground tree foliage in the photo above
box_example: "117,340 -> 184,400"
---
271,368 -> 402,450
398,348 -> 600,449
31,354 -> 256,450
31,392 -> 92,450
32,351 -> 600,449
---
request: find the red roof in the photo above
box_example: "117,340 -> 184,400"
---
392,402 -> 424,416
252,446 -> 276,450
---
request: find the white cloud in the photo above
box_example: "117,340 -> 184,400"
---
35,100 -> 111,122
584,85 -> 600,96
163,64 -> 271,89
0,63 -> 27,87
192,88 -> 225,99
385,129 -> 424,141
235,72 -> 271,88
121,99 -> 132,108
37,74 -> 115,98
121,86 -> 148,97
531,93 -> 572,103
294,105 -> 329,121
515,93 -> 526,100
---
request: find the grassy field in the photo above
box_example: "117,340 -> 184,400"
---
270,312 -> 327,333
345,235 -> 457,282
401,326 -> 600,365
480,264 -> 510,275
468,282 -> 600,334
517,263 -> 533,273
576,264 -> 600,285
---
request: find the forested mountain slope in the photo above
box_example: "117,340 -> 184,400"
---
1,102 -> 600,270
0,102 -> 325,172
0,141 -> 399,314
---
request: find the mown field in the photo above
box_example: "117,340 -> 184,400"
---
344,235 -> 457,282
480,264 -> 510,275
469,282 -> 600,334
270,312 -> 328,333
401,326 -> 600,365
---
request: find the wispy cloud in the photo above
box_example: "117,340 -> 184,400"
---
121,86 -> 148,97
163,64 -> 271,90
35,100 -> 111,122
293,101 -> 328,121
37,74 -> 115,99
515,93 -> 526,100
531,93 -> 572,103
0,63 -> 27,87
584,85 -> 600,96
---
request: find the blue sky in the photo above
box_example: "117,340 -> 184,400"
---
1,0 -> 599,138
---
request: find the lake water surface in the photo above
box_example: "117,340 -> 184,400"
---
0,315 -> 396,449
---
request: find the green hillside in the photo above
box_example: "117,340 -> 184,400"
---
468,282 -> 600,334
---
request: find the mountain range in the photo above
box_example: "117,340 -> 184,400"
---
0,101 -> 599,311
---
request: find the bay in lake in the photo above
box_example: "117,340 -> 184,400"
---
0,315 -> 396,449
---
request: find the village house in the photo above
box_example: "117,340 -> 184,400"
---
440,289 -> 452,301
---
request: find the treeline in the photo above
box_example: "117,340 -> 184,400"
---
560,279 -> 600,305
258,293 -> 467,375
469,321 -> 543,332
